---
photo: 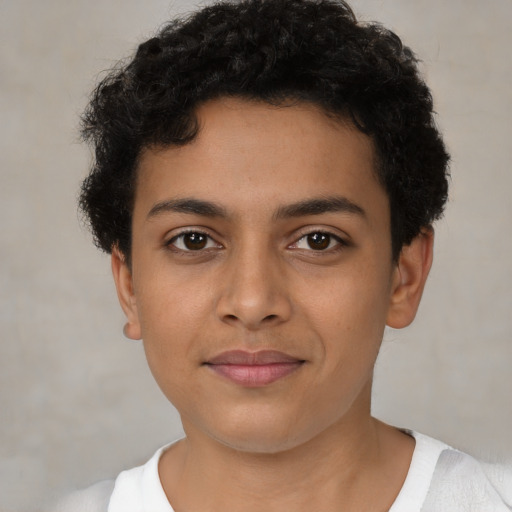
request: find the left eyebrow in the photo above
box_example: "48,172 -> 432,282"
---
274,196 -> 366,220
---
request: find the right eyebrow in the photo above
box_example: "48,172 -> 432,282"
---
146,198 -> 228,220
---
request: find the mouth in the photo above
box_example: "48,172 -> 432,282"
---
204,350 -> 305,387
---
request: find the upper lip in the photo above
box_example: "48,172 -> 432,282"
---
205,350 -> 303,365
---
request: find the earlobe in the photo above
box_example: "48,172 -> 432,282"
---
111,248 -> 142,340
386,228 -> 434,329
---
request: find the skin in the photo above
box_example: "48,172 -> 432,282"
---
112,97 -> 434,511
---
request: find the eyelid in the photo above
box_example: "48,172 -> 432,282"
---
165,228 -> 223,252
288,227 -> 349,251
164,226 -> 349,252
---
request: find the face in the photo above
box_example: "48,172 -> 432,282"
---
113,98 -> 429,453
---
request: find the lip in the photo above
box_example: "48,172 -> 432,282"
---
204,350 -> 305,387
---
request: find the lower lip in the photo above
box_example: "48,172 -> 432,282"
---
206,362 -> 303,387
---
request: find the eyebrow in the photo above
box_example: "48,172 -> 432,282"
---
147,198 -> 228,219
146,195 -> 366,221
274,196 -> 366,220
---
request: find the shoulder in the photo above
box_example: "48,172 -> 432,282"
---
392,431 -> 511,511
51,441 -> 177,512
50,480 -> 115,512
480,460 -> 512,505
423,441 -> 512,511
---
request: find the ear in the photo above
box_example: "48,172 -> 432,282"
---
111,247 -> 142,340
386,228 -> 434,329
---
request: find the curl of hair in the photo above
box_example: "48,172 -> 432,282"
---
80,0 -> 449,261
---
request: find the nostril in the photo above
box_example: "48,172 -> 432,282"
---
263,314 -> 278,322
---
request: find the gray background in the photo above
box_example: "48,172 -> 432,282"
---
1,0 -> 511,510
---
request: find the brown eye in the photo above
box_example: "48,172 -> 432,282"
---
307,232 -> 331,250
183,232 -> 207,250
169,231 -> 220,252
290,231 -> 344,252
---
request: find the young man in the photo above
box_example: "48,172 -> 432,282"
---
59,0 -> 510,510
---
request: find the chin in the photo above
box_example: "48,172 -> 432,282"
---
215,430 -> 306,455
201,411 -> 324,455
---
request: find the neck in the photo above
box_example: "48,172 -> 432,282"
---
159,390 -> 414,512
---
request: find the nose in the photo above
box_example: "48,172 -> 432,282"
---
215,242 -> 292,330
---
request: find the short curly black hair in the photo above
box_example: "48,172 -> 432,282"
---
80,0 -> 449,262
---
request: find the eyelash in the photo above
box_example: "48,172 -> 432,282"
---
290,230 -> 347,253
166,230 -> 222,252
165,229 -> 348,253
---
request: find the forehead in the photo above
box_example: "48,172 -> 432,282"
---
135,98 -> 386,222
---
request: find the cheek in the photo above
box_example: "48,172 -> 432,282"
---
301,262 -> 391,369
136,262 -> 212,335
298,275 -> 388,424
134,271 -> 213,384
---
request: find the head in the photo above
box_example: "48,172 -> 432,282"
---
80,0 -> 449,453
80,0 -> 449,265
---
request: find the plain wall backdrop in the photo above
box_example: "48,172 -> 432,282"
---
1,0 -> 511,510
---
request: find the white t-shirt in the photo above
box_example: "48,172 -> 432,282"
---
54,431 -> 512,511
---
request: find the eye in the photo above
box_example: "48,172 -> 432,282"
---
292,232 -> 344,251
168,231 -> 221,251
